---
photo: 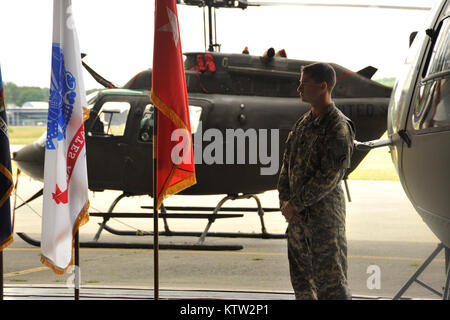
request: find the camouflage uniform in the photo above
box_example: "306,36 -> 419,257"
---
278,103 -> 355,300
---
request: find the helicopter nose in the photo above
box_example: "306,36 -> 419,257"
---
13,144 -> 34,161
12,143 -> 45,181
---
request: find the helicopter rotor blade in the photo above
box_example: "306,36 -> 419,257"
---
247,1 -> 432,11
176,1 -> 431,11
80,53 -> 118,89
15,188 -> 43,210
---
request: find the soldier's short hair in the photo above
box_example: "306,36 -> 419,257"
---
301,63 -> 336,93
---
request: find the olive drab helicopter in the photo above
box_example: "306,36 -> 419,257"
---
13,0 -> 394,249
356,0 -> 450,300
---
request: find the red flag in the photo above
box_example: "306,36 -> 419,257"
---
150,0 -> 196,210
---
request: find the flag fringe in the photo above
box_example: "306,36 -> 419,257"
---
157,168 -> 196,210
150,89 -> 189,132
150,89 -> 196,210
0,163 -> 13,208
0,235 -> 13,252
40,200 -> 90,275
0,161 -> 14,251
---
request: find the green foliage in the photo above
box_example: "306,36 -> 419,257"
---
374,77 -> 396,87
3,82 -> 101,107
4,82 -> 49,106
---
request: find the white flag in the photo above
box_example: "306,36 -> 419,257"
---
41,0 -> 89,274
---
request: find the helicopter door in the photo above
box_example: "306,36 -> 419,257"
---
121,102 -> 154,194
401,15 -> 450,221
85,100 -> 132,191
121,102 -> 204,194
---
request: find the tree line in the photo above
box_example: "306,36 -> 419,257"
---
3,82 -> 99,107
4,78 -> 395,107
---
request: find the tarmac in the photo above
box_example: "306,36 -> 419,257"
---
2,174 -> 447,300
2,144 -> 446,300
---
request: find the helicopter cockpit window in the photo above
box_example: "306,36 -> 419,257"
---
139,104 -> 154,142
189,105 -> 202,133
424,17 -> 450,78
138,104 -> 202,142
412,17 -> 450,131
89,101 -> 131,137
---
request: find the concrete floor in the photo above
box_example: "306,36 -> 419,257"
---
2,176 -> 447,300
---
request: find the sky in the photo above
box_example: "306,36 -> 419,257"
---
0,0 -> 440,90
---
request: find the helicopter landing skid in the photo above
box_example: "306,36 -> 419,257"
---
393,242 -> 450,300
92,193 -> 286,248
101,224 -> 286,240
15,232 -> 242,251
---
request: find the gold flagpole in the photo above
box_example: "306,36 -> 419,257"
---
153,108 -> 159,300
74,231 -> 80,300
0,251 -> 3,300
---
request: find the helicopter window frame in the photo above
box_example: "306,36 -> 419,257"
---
137,104 -> 203,143
409,14 -> 450,133
422,15 -> 450,81
86,90 -> 100,106
138,104 -> 154,143
87,98 -> 132,138
412,76 -> 450,133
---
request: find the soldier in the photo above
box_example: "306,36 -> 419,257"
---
278,62 -> 355,300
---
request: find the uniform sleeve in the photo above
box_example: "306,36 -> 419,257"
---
288,121 -> 354,212
277,131 -> 292,203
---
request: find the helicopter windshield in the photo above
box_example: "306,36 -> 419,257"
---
138,104 -> 203,142
411,16 -> 450,131
35,91 -> 100,146
387,29 -> 427,136
387,2 -> 444,136
86,90 -> 100,107
95,101 -> 131,137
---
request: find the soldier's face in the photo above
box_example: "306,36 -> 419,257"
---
297,73 -> 323,104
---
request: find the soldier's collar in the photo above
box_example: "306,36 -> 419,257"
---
312,103 -> 335,126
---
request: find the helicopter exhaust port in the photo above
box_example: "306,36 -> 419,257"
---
261,47 -> 275,63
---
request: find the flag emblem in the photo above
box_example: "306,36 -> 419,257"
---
47,45 -> 75,150
41,0 -> 89,274
151,0 -> 196,210
0,65 -> 13,251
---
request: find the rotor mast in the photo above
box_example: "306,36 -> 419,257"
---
178,0 -> 248,52
207,2 -> 216,52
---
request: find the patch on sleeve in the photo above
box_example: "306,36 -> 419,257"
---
330,137 -> 351,169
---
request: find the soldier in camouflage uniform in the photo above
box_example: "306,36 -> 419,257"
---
278,63 -> 355,300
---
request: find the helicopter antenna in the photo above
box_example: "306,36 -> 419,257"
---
203,7 -> 207,51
